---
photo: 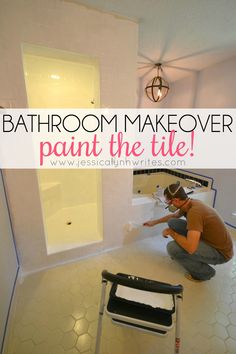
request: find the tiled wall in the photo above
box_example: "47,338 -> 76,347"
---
1,0 -> 138,274
133,169 -> 211,187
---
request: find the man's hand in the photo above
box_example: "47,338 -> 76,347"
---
162,228 -> 173,238
143,220 -> 157,227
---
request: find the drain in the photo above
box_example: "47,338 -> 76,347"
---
66,221 -> 72,225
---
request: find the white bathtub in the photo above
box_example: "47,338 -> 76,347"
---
131,194 -> 157,225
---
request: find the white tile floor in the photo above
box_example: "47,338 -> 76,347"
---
4,235 -> 236,354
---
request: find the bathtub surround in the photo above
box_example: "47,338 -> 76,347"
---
133,168 -> 210,188
133,169 -> 213,197
1,0 -> 137,274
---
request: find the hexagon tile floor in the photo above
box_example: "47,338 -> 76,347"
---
3,236 -> 236,354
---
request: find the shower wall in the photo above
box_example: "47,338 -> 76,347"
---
1,0 -> 137,274
38,170 -> 102,254
23,44 -> 103,255
23,46 -> 100,109
38,170 -> 100,210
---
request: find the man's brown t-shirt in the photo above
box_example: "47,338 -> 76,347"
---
186,199 -> 233,260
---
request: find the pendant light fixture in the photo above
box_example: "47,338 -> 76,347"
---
145,63 -> 169,102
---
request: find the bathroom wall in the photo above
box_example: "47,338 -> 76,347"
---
138,54 -> 236,109
156,55 -> 236,108
23,48 -> 100,108
142,56 -> 236,230
1,0 -> 138,273
188,169 -> 236,229
0,172 -> 18,351
38,170 -> 100,209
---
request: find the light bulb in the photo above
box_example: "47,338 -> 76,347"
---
157,89 -> 162,98
50,74 -> 60,80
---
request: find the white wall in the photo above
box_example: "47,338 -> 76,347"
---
1,0 -> 138,273
156,55 -> 236,108
148,57 -> 236,230
188,169 -> 236,229
0,172 -> 18,351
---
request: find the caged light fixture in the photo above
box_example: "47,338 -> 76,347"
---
145,63 -> 169,102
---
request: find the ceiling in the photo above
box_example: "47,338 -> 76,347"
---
68,0 -> 236,83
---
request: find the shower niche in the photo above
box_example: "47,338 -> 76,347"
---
22,44 -> 102,254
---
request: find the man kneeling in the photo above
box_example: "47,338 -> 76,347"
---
144,182 -> 234,281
